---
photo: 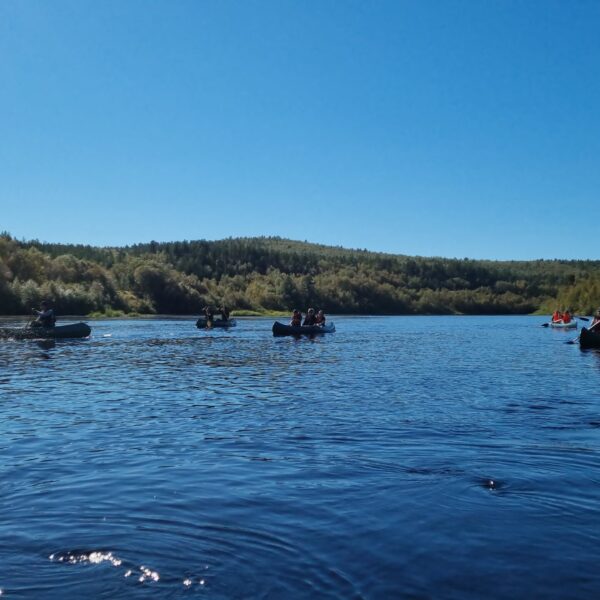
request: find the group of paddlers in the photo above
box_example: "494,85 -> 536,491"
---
552,309 -> 573,324
201,305 -> 230,322
289,307 -> 326,327
552,307 -> 600,333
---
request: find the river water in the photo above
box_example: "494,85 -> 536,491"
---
0,316 -> 599,599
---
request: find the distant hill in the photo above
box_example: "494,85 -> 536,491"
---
1,233 -> 599,316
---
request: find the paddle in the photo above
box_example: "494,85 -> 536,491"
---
575,315 -> 589,321
565,336 -> 579,345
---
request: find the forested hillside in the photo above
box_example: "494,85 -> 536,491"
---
1,233 -> 599,316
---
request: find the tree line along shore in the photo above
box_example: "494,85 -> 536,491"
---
1,233 -> 599,317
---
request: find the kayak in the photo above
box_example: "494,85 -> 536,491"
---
272,321 -> 336,336
580,327 -> 600,349
549,319 -> 577,329
0,322 -> 92,340
196,318 -> 237,329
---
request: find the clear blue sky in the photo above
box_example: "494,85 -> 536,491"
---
1,0 -> 599,260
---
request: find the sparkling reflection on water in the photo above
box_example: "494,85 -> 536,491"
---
1,316 -> 599,599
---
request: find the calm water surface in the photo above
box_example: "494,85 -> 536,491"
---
1,316 -> 599,599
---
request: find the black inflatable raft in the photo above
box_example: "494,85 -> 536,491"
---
0,322 -> 92,340
272,321 -> 335,336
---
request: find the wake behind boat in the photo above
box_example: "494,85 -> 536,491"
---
272,321 -> 335,336
0,322 -> 92,340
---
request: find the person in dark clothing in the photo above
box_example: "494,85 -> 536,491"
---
202,306 -> 214,326
290,310 -> 302,327
32,301 -> 55,328
219,305 -> 230,321
303,308 -> 316,326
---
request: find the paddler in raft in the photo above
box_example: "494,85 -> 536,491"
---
290,309 -> 302,327
31,300 -> 56,328
562,309 -> 573,324
303,308 -> 317,326
218,305 -> 230,322
590,308 -> 600,332
552,308 -> 563,323
201,305 -> 215,326
314,310 -> 326,327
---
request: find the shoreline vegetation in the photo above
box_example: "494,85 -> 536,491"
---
1,233 -> 599,317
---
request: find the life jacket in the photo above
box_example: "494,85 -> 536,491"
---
562,312 -> 571,323
552,311 -> 562,322
315,315 -> 325,325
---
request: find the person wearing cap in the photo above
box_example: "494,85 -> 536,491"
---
290,309 -> 302,327
303,308 -> 316,326
32,300 -> 56,328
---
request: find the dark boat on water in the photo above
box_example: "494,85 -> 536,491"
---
272,321 -> 336,336
196,318 -> 237,329
0,322 -> 92,340
580,327 -> 600,349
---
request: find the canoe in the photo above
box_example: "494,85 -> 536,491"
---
196,317 -> 237,329
272,321 -> 336,336
0,322 -> 92,340
549,319 -> 577,329
580,327 -> 600,349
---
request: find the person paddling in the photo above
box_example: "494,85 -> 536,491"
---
290,309 -> 302,327
202,305 -> 214,326
219,305 -> 230,321
562,309 -> 572,324
32,300 -> 56,328
303,308 -> 316,326
590,308 -> 600,333
552,309 -> 562,323
314,310 -> 326,327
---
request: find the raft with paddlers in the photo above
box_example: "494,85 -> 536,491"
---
196,317 -> 237,329
0,322 -> 92,340
272,321 -> 335,336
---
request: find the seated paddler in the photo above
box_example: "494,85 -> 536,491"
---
32,300 -> 56,328
314,310 -> 326,326
290,309 -> 302,327
590,308 -> 600,332
219,305 -> 230,321
303,308 -> 316,326
552,309 -> 562,323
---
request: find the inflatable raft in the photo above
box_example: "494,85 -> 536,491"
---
272,321 -> 335,336
0,322 -> 92,340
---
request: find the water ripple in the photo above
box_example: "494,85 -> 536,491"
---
1,316 -> 600,598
